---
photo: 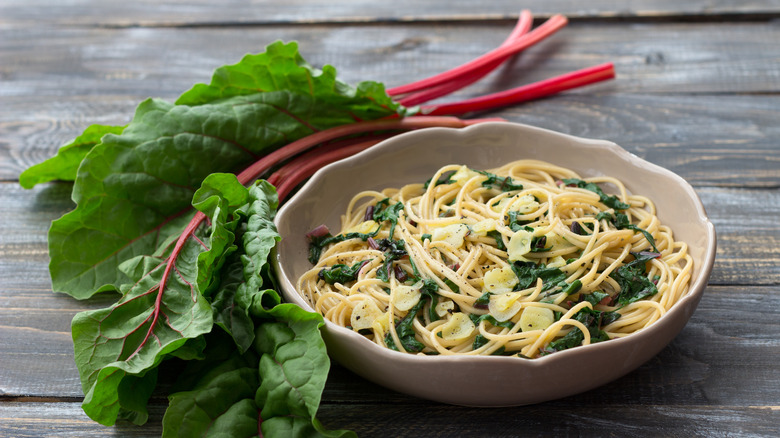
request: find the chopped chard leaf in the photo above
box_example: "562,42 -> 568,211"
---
475,169 -> 524,192
486,230 -> 506,250
596,211 -> 660,253
511,262 -> 567,292
541,307 -> 620,355
611,252 -> 659,305
563,178 -> 630,210
318,260 -> 370,284
424,170 -> 457,189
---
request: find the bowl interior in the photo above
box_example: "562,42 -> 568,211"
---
272,121 -> 716,406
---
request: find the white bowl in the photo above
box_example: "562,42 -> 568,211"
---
272,121 -> 716,406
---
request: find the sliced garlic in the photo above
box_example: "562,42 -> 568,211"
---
519,307 -> 555,332
483,266 -> 518,293
510,194 -> 540,214
345,220 -> 380,235
470,219 -> 496,237
490,197 -> 511,213
391,281 -> 423,311
435,299 -> 455,318
431,223 -> 470,248
488,292 -> 524,322
544,231 -> 573,251
507,229 -> 533,261
439,312 -> 476,341
450,165 -> 481,186
371,312 -> 391,334
350,299 -> 384,331
546,255 -> 567,268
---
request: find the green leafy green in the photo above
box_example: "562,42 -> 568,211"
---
476,169 -> 523,192
611,252 -> 660,305
19,124 -> 125,189
374,238 -> 408,283
210,179 -> 282,352
318,260 -> 369,284
542,307 -> 620,355
562,178 -> 630,210
597,211 -> 660,253
486,230 -> 506,251
372,198 -> 405,239
511,262 -> 567,291
72,172 -> 253,426
469,313 -> 515,329
582,291 -> 610,306
385,299 -> 426,353
41,40 -> 401,300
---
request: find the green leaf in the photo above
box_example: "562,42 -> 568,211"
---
162,334 -> 260,438
611,252 -> 659,305
191,173 -> 252,295
255,304 -> 356,438
211,180 -> 282,352
562,178 -> 630,210
511,262 -> 567,291
19,124 -> 125,189
48,50 -> 400,299
475,169 -> 523,192
72,173 -> 258,425
177,41 -> 400,121
72,235 -> 214,426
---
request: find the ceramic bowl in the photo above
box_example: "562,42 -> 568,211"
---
272,121 -> 717,406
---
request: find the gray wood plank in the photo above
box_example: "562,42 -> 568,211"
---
1,398 -> 778,438
2,0 -> 780,28
3,22 -> 779,99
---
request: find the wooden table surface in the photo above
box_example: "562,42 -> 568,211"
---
2,1 -> 779,437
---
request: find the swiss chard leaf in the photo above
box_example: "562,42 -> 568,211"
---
486,230 -> 506,251
469,313 -> 515,329
597,211 -> 660,253
542,307 -> 620,355
372,198 -> 404,239
19,124 -> 126,189
385,300 -> 426,353
611,252 -> 659,305
511,262 -> 567,291
563,178 -> 630,211
72,173 -> 254,426
211,180 -> 281,352
318,260 -> 368,284
162,334 -> 260,438
45,41 -> 401,300
476,169 -> 523,192
254,304 -> 356,438
375,238 -> 408,283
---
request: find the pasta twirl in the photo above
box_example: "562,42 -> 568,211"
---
297,160 -> 693,358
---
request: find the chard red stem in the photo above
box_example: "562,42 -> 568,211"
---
386,14 -> 568,97
420,62 -> 615,116
272,138 -> 383,201
397,10 -> 534,106
235,116 -> 486,186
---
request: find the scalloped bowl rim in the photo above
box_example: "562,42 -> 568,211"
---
272,121 -> 716,406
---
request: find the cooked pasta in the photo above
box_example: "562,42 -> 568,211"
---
297,159 -> 693,358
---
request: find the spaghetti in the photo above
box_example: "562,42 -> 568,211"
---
297,159 -> 693,358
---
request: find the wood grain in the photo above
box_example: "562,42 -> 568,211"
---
2,22 -> 779,99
